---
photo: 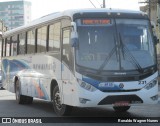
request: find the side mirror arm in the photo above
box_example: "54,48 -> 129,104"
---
71,22 -> 79,48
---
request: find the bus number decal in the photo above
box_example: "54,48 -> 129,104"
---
138,81 -> 147,85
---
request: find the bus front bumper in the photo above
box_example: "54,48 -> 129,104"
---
70,84 -> 159,107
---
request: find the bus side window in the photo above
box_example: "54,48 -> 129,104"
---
6,37 -> 10,57
48,22 -> 61,52
27,30 -> 35,54
37,26 -> 47,53
11,35 -> 18,56
3,38 -> 6,57
62,29 -> 73,71
0,39 -> 4,57
1,39 -> 4,57
19,33 -> 26,55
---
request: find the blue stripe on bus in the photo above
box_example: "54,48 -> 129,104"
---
82,77 -> 122,91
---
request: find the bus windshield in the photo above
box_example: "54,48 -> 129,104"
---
75,18 -> 156,73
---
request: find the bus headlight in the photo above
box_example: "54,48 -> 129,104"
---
144,79 -> 158,90
77,79 -> 97,92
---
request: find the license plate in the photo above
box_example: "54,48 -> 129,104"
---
99,82 -> 114,87
114,101 -> 129,106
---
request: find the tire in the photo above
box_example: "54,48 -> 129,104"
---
15,80 -> 26,104
0,87 -> 4,90
52,85 -> 72,116
15,80 -> 33,104
25,96 -> 33,104
113,106 -> 130,112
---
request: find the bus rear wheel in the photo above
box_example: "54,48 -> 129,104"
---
25,96 -> 33,104
15,80 -> 33,104
52,85 -> 72,116
113,106 -> 130,112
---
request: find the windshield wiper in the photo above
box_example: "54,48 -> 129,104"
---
119,33 -> 143,73
97,36 -> 118,74
119,33 -> 125,60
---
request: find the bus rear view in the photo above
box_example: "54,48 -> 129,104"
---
71,10 -> 158,112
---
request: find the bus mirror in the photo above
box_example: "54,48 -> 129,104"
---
71,31 -> 79,48
71,22 -> 77,31
153,36 -> 159,45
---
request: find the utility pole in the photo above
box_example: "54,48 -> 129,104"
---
148,0 -> 151,19
103,0 -> 106,8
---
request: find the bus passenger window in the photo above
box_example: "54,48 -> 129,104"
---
1,39 -> 4,57
19,33 -> 26,55
48,22 -> 60,52
6,37 -> 10,57
27,30 -> 35,54
11,35 -> 18,56
3,38 -> 6,57
37,26 -> 47,53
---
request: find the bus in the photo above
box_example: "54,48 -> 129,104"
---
1,9 -> 159,116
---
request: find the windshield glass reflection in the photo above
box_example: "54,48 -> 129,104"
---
75,19 -> 156,73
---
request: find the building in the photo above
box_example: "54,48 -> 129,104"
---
140,0 -> 160,80
0,0 -> 31,30
140,0 -> 160,53
140,0 -> 158,25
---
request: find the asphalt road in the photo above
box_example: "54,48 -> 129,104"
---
0,86 -> 159,126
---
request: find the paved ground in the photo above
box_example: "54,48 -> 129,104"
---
0,86 -> 159,126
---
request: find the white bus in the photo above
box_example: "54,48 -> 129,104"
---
1,9 -> 159,116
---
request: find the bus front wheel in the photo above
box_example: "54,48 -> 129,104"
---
52,85 -> 72,116
113,106 -> 130,112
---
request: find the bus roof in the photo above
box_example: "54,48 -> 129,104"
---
3,8 -> 147,37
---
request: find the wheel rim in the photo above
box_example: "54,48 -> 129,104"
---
54,91 -> 62,110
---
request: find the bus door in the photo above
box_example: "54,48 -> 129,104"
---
62,28 -> 74,80
61,28 -> 74,103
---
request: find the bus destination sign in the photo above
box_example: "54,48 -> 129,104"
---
82,19 -> 110,25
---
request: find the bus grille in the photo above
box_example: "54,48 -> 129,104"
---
98,95 -> 143,105
100,89 -> 141,92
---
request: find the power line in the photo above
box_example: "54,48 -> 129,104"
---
95,0 -> 103,8
88,0 -> 97,8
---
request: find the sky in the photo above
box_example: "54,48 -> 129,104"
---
1,0 -> 145,20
